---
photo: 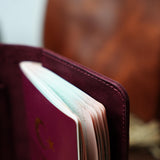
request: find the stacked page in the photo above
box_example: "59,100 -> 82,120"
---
20,61 -> 110,160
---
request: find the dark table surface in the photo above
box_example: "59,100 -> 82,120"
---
129,148 -> 157,160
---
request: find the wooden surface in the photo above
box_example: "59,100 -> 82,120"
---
44,0 -> 160,121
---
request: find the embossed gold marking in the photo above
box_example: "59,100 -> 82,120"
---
47,138 -> 55,152
35,118 -> 46,149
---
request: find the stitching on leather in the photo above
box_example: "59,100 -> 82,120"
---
43,51 -> 127,141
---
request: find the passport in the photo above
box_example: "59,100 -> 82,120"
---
20,61 -> 110,160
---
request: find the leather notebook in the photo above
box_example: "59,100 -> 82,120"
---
0,44 -> 129,160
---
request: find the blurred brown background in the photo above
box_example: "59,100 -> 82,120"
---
44,0 -> 160,122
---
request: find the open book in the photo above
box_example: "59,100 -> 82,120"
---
19,61 -> 110,160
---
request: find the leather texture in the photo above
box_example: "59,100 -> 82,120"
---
0,44 -> 129,160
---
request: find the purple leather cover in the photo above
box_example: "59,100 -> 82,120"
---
0,44 -> 129,160
0,44 -> 42,160
22,74 -> 78,160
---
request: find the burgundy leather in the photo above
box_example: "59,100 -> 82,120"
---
0,44 -> 129,160
22,75 -> 78,160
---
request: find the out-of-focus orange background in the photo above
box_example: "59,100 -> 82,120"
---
44,0 -> 160,122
